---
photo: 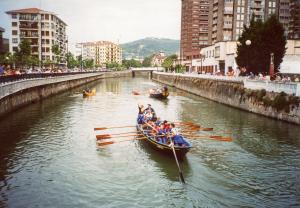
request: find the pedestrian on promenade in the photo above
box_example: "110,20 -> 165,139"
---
0,64 -> 5,75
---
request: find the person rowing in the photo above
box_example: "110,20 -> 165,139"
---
169,123 -> 187,147
137,104 -> 145,124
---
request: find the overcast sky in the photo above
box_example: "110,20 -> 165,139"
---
0,0 -> 181,51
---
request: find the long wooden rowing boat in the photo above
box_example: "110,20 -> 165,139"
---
149,89 -> 169,99
136,122 -> 192,159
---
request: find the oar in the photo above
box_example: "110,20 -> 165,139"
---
94,125 -> 136,131
96,133 -> 144,140
169,139 -> 185,183
144,122 -> 185,184
97,136 -> 147,146
181,127 -> 213,132
96,131 -> 138,137
182,134 -> 232,142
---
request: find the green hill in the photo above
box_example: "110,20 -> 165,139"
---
121,37 -> 180,59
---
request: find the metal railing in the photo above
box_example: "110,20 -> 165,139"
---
0,71 -> 109,85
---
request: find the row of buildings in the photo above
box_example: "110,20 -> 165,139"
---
77,41 -> 122,66
180,0 -> 300,74
2,8 -> 122,67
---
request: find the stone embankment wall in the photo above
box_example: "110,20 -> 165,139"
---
0,71 -> 131,117
153,72 -> 300,125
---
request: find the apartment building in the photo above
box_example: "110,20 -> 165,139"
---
180,0 -> 210,61
207,0 -> 298,44
288,0 -> 300,39
78,41 -> 122,66
6,8 -> 68,65
0,27 -> 9,55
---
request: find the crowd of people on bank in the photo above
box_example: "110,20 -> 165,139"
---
0,64 -> 103,76
195,66 -> 300,83
137,104 -> 187,147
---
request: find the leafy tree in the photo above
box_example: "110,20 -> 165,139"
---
83,59 -> 94,69
107,62 -> 120,69
15,39 -> 31,67
51,44 -> 61,65
66,52 -> 79,69
122,59 -> 142,69
142,55 -> 154,67
162,54 -> 177,72
236,15 -> 286,74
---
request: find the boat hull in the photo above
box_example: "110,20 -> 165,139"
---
149,92 -> 169,99
136,124 -> 191,159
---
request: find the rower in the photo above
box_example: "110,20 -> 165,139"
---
170,123 -> 186,147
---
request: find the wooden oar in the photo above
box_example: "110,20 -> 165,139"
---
182,134 -> 232,142
97,136 -> 147,146
96,131 -> 138,138
94,125 -> 136,131
96,133 -> 144,140
169,140 -> 185,183
181,127 -> 213,132
144,122 -> 185,184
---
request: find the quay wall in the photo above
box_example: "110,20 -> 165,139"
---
0,71 -> 131,117
152,72 -> 300,125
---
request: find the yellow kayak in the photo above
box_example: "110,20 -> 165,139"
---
83,88 -> 96,97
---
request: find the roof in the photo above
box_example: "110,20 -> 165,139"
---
6,8 -> 52,14
6,8 -> 67,26
0,27 -> 4,32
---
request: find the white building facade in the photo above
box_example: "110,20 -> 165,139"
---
77,41 -> 122,66
192,40 -> 300,75
6,8 -> 68,66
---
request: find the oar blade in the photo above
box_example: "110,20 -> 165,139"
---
94,127 -> 107,131
179,172 -> 185,184
96,134 -> 111,140
97,141 -> 115,146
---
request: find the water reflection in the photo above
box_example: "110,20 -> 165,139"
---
136,140 -> 191,182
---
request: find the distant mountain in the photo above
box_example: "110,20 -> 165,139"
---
121,37 -> 180,59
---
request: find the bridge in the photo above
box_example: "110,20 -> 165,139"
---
131,67 -> 164,78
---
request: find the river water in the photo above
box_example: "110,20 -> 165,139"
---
0,77 -> 300,208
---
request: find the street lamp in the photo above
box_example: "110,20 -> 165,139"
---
245,40 -> 251,71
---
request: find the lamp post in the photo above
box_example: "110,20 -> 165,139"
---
269,52 -> 274,76
245,40 -> 251,71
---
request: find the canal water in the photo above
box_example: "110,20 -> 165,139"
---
0,77 -> 300,208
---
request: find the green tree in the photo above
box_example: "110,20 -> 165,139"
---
66,52 -> 79,69
162,54 -> 177,72
236,15 -> 286,74
83,59 -> 94,69
51,44 -> 61,65
142,55 -> 154,67
122,59 -> 142,69
15,39 -> 31,67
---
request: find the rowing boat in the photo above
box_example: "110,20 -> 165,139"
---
83,88 -> 96,97
136,122 -> 192,159
149,89 -> 169,99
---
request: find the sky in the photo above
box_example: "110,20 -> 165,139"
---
0,0 -> 181,52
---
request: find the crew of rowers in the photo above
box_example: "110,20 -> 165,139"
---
137,104 -> 187,147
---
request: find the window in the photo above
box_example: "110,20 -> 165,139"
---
13,47 -> 18,52
12,14 -> 17,19
12,30 -> 18,35
215,46 -> 220,58
12,38 -> 18,44
12,22 -> 17,27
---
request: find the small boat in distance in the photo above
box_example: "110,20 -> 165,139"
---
83,88 -> 96,97
149,86 -> 169,99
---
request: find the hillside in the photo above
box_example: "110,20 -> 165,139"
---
121,37 -> 180,59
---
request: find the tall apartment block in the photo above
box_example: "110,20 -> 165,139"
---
209,0 -> 276,44
6,8 -> 68,65
180,0 -> 210,61
288,0 -> 300,39
78,41 -> 122,66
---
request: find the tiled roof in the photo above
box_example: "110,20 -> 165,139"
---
6,8 -> 51,14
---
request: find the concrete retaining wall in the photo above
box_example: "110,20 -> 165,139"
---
153,72 -> 300,125
0,71 -> 131,117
